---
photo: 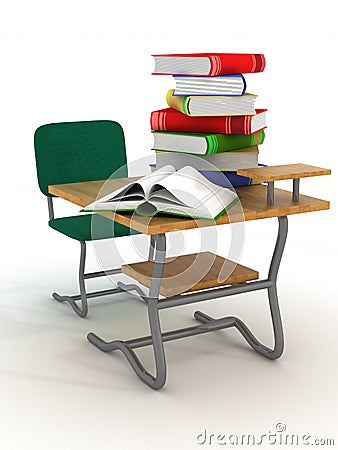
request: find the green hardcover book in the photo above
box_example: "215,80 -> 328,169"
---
152,130 -> 265,155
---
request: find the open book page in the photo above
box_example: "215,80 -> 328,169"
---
83,164 -> 239,219
137,201 -> 224,220
145,166 -> 239,219
83,165 -> 175,210
148,166 -> 226,208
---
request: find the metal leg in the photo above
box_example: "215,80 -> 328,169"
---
74,241 -> 88,317
47,196 -> 54,220
117,234 -> 160,303
87,234 -> 168,389
52,241 -> 123,318
148,235 -> 155,261
292,178 -> 300,201
194,216 -> 288,360
267,181 -> 274,204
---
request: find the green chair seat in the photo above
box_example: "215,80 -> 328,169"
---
49,214 -> 137,241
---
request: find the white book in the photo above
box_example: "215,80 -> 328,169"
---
173,75 -> 246,96
83,165 -> 239,220
155,148 -> 259,172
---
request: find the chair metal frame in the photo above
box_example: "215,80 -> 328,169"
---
47,197 -> 123,318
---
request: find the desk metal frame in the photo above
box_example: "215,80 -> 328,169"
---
87,215 -> 288,390
48,178 -> 329,390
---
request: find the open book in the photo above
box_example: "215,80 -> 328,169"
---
83,165 -> 240,220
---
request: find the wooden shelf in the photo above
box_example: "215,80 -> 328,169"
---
237,163 -> 331,181
121,252 -> 259,297
237,163 -> 331,205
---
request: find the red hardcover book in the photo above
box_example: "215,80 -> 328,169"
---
152,53 -> 266,76
150,108 -> 267,135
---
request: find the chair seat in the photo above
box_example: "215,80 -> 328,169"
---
49,214 -> 138,241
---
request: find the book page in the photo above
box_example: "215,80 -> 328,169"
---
146,201 -> 212,219
107,164 -> 175,201
133,164 -> 175,197
83,165 -> 175,209
89,199 -> 141,211
147,185 -> 187,206
148,165 -> 224,208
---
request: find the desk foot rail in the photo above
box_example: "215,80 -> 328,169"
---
52,287 -> 124,318
88,298 -> 166,390
88,315 -> 237,352
116,281 -> 149,303
88,234 -> 167,389
194,292 -> 283,360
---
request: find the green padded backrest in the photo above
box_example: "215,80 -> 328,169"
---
34,120 -> 128,196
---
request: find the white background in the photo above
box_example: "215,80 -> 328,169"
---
0,1 -> 337,449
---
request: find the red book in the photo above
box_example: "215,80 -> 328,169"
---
150,108 -> 267,135
152,53 -> 266,76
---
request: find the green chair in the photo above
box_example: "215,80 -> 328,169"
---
34,120 -> 137,317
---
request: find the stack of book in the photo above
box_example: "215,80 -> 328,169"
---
150,52 -> 267,187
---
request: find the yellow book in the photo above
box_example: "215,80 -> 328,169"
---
166,89 -> 257,116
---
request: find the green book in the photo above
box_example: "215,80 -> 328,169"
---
152,130 -> 265,155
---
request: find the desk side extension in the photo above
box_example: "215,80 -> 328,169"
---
237,163 -> 331,204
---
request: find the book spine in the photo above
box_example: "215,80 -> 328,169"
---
207,130 -> 265,154
166,89 -> 191,115
209,54 -> 266,76
205,135 -> 219,154
222,115 -> 255,134
151,110 -> 167,131
251,129 -> 265,146
241,74 -> 247,95
201,171 -> 254,187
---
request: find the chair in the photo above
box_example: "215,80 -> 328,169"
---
34,120 -> 137,317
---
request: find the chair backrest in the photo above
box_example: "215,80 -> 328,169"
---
34,120 -> 128,196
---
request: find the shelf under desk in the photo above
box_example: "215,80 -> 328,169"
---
121,251 -> 259,297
